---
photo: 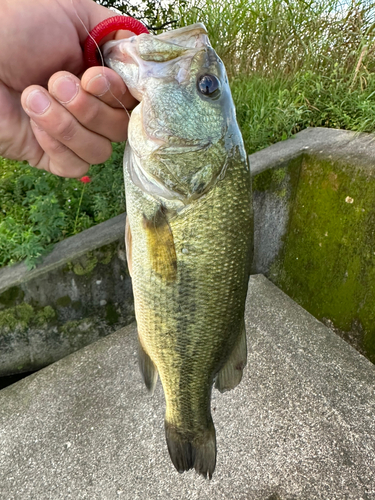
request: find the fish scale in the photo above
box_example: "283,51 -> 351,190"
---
125,145 -> 252,474
104,23 -> 253,478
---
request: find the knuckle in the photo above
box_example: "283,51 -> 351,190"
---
49,140 -> 69,156
81,105 -> 101,127
54,117 -> 78,141
28,151 -> 46,169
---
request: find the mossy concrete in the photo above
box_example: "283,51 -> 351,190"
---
0,214 -> 134,376
252,127 -> 375,363
252,157 -> 302,275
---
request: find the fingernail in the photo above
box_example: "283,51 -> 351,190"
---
26,90 -> 51,114
52,75 -> 79,104
86,74 -> 110,96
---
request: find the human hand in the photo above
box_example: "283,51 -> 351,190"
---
0,0 -> 137,177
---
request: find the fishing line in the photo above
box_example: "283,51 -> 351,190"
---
70,0 -> 131,119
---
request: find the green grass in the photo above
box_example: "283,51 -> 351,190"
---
178,0 -> 375,78
0,144 -> 125,268
231,70 -> 375,154
1,0 -> 375,268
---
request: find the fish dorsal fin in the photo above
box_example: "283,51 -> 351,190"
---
142,206 -> 177,282
125,215 -> 133,277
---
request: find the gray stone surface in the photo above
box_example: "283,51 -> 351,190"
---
253,183 -> 293,275
1,274 -> 374,500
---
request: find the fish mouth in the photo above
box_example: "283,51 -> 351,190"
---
103,23 -> 208,57
102,23 -> 209,75
102,22 -> 211,104
151,23 -> 208,47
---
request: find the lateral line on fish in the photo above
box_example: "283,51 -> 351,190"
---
70,0 -> 131,120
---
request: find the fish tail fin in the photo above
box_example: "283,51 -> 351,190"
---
137,337 -> 158,394
164,419 -> 216,479
215,319 -> 247,393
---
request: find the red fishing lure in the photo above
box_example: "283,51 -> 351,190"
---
83,16 -> 149,67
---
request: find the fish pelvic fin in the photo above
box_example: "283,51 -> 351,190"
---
165,419 -> 216,479
215,319 -> 247,393
137,336 -> 158,394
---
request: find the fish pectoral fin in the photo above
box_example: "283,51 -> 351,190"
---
143,206 -> 177,282
125,215 -> 133,277
165,419 -> 216,479
138,337 -> 158,395
215,320 -> 247,393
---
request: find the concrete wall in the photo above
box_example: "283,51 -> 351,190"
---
252,127 -> 375,363
0,214 -> 134,376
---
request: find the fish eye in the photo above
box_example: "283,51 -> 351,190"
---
197,74 -> 221,98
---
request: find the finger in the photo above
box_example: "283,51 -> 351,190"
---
81,66 -> 138,110
48,71 -> 129,142
0,81 -> 42,163
30,120 -> 90,178
21,85 -> 112,165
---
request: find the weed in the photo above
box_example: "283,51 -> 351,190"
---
0,143 -> 125,268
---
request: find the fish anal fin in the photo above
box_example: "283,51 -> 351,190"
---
165,419 -> 216,479
215,320 -> 247,393
125,215 -> 133,277
142,206 -> 177,282
138,337 -> 158,394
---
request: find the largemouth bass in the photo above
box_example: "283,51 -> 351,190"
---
103,23 -> 253,479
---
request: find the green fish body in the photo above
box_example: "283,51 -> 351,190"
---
104,24 -> 253,479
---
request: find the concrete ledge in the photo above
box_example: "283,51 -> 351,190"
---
1,275 -> 374,499
0,213 -> 126,292
251,127 -> 375,277
249,126 -> 375,175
